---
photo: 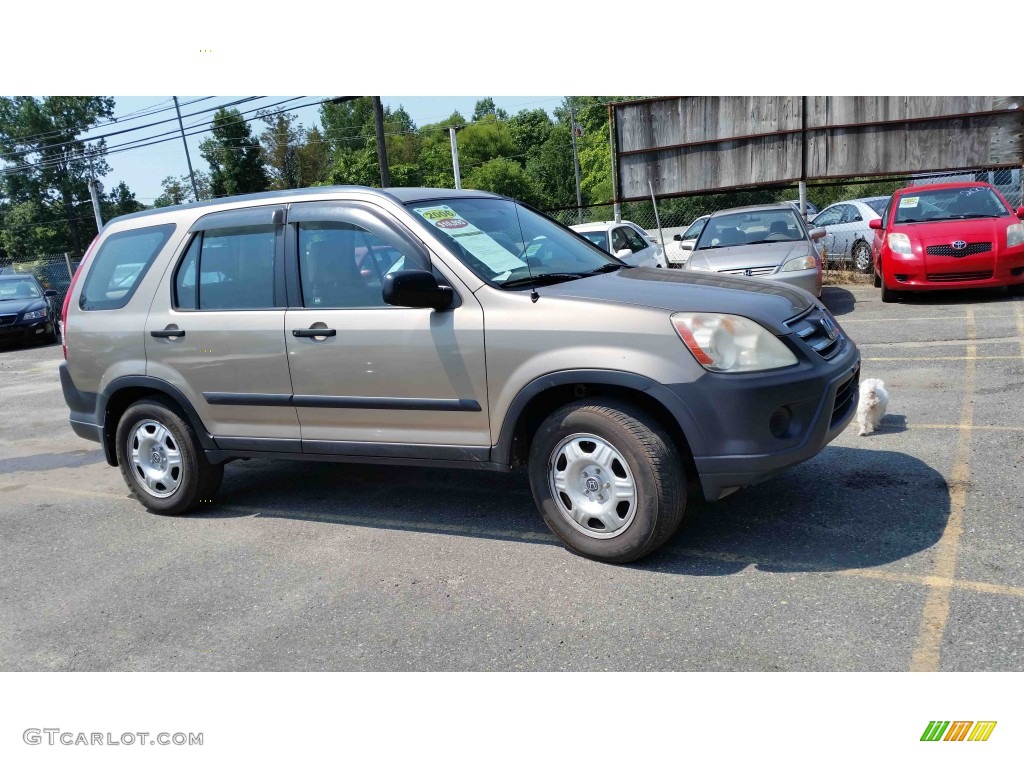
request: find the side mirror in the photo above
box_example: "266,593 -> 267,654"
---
681,242 -> 695,251
44,289 -> 58,298
809,228 -> 827,241
1017,207 -> 1024,219
382,270 -> 453,311
673,233 -> 682,241
615,248 -> 633,259
868,218 -> 883,230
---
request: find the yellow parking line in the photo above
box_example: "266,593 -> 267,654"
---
910,307 -> 975,672
864,356 -> 1019,361
841,314 -> 1017,323
911,424 -> 1024,432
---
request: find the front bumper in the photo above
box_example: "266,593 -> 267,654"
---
759,268 -> 821,296
0,319 -> 50,341
665,327 -> 860,501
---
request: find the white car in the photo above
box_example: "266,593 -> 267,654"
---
810,196 -> 889,272
570,220 -> 667,269
668,215 -> 709,267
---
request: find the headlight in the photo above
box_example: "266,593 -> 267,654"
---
22,308 -> 48,320
1007,223 -> 1024,248
671,312 -> 798,373
887,232 -> 913,254
782,255 -> 817,272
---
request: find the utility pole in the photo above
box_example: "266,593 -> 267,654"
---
173,96 -> 200,201
372,96 -> 391,187
449,126 -> 462,189
570,100 -> 584,224
87,152 -> 103,231
608,104 -> 621,223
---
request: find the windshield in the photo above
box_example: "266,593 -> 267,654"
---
406,198 -> 619,288
866,197 -> 889,216
695,209 -> 805,249
0,278 -> 42,301
682,217 -> 707,240
894,187 -> 1010,224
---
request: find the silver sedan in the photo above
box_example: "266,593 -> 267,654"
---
810,196 -> 889,272
683,204 -> 826,297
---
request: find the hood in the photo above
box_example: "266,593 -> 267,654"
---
538,266 -> 813,334
0,297 -> 47,316
687,241 -> 812,272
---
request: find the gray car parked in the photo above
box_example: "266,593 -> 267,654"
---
683,204 -> 827,296
59,187 -> 859,563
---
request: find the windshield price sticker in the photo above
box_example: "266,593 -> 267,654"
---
414,205 -> 527,274
899,196 -> 919,208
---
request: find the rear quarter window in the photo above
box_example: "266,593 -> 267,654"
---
79,224 -> 175,311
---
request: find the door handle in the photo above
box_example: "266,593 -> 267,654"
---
151,328 -> 185,338
292,328 -> 336,338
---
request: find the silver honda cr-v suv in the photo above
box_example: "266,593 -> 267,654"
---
59,186 -> 860,563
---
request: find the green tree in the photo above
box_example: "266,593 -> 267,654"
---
296,126 -> 330,187
508,108 -> 553,157
153,172 -> 211,208
0,96 -> 115,255
472,97 -> 508,122
199,108 -> 268,197
464,157 -> 539,204
101,181 -> 145,220
259,111 -> 302,190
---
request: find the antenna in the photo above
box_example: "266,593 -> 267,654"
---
511,202 -> 540,303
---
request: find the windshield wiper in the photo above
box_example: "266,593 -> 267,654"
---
744,239 -> 793,246
586,263 -> 626,274
499,273 -> 589,290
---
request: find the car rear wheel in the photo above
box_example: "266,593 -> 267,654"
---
852,241 -> 873,273
115,398 -> 223,515
527,399 -> 687,563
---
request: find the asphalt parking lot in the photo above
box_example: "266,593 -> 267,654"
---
1,283 -> 1023,671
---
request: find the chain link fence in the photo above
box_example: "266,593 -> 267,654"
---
544,168 -> 1024,272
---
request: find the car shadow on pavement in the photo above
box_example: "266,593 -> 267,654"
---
820,287 -> 856,316
0,449 -> 105,473
191,444 -> 949,576
638,445 -> 949,576
891,287 -> 1023,306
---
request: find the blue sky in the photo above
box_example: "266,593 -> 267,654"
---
83,96 -> 564,202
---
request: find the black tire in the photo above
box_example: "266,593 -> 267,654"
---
852,240 -> 873,273
527,398 -> 687,564
879,260 -> 902,303
1008,283 -> 1024,297
115,398 -> 223,515
873,268 -> 881,288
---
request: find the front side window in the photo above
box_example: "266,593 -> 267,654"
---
696,209 -> 805,250
894,186 -> 1010,224
812,207 -> 843,228
624,227 -> 649,252
298,221 -> 424,309
406,198 -> 618,289
682,217 -> 707,240
80,224 -> 174,310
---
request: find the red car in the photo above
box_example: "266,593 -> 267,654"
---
870,181 -> 1024,302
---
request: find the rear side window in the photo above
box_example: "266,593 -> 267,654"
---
173,225 -> 276,310
79,224 -> 174,310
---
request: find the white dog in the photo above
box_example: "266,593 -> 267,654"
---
856,378 -> 889,436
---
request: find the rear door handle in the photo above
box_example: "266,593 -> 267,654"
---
151,328 -> 185,338
292,328 -> 336,338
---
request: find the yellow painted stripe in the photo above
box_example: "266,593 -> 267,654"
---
910,308 -> 975,672
911,424 -> 1024,432
864,355 -> 1019,361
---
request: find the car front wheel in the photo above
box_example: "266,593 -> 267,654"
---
115,398 -> 224,515
528,399 -> 687,563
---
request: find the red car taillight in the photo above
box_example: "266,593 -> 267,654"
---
62,235 -> 99,361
